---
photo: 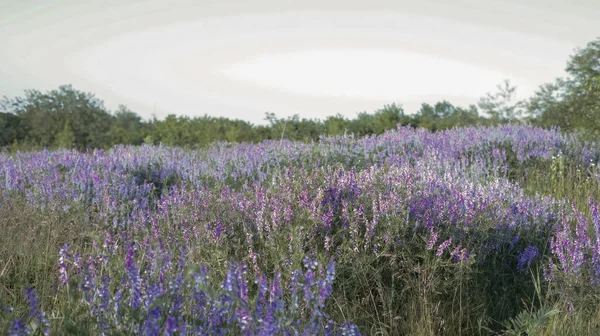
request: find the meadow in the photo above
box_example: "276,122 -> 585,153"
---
1,124 -> 600,335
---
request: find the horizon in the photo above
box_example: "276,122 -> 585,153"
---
1,0 -> 599,125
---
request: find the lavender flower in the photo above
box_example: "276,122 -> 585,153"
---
436,238 -> 453,257
58,243 -> 70,285
426,230 -> 439,251
144,307 -> 162,336
24,287 -> 49,336
517,245 -> 540,271
8,319 -> 30,336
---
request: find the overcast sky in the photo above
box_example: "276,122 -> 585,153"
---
1,0 -> 599,124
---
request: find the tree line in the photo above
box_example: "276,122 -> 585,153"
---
1,37 -> 598,151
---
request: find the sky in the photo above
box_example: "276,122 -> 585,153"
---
0,0 -> 599,124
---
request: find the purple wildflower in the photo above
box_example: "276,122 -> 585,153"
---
165,315 -> 177,336
517,245 -> 540,271
144,306 -> 162,336
436,238 -> 453,257
339,322 -> 362,336
426,230 -> 439,250
58,243 -> 70,285
8,319 -> 30,336
24,287 -> 49,336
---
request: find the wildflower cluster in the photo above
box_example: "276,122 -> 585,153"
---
1,124 -> 600,334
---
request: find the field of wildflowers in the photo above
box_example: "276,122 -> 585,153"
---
1,124 -> 600,335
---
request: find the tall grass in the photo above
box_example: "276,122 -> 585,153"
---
1,125 -> 600,335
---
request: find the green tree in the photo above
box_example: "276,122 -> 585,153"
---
415,103 -> 439,131
372,103 -> 405,133
153,114 -> 188,146
1,85 -> 113,150
349,112 -> 375,136
448,105 -> 481,128
563,38 -> 600,135
325,114 -> 347,136
54,120 -> 76,149
108,105 -> 146,146
566,38 -> 600,94
0,112 -> 25,147
526,37 -> 600,137
478,79 -> 523,122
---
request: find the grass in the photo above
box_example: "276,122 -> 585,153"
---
1,125 -> 600,335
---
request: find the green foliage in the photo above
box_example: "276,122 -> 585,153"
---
478,79 -> 524,122
325,114 -> 347,136
0,112 -> 26,147
54,120 -> 76,149
108,105 -> 146,146
1,85 -> 113,150
371,103 -> 407,134
415,101 -> 485,131
526,37 -> 600,138
502,305 -> 559,336
0,88 -> 498,152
